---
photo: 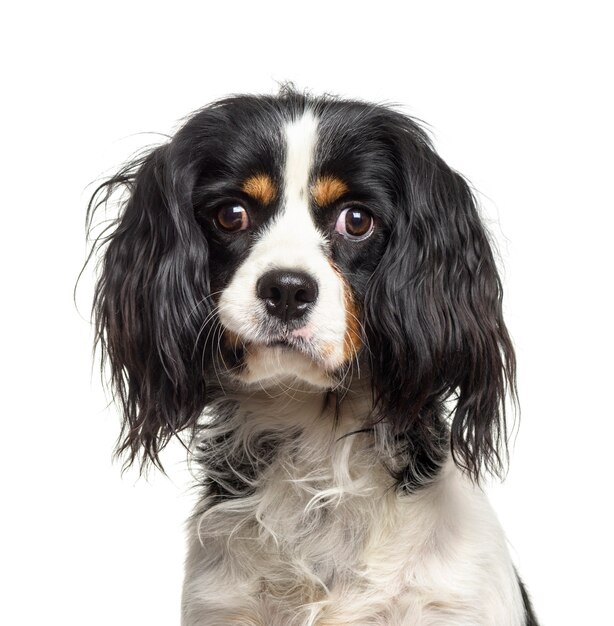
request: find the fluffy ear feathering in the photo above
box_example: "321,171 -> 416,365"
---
88,144 -> 213,471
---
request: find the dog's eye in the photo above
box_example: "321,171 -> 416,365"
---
215,205 -> 250,232
335,207 -> 374,241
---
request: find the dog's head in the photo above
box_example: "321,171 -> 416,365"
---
89,88 -> 515,481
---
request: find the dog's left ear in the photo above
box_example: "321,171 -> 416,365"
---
87,139 -> 212,471
364,113 -> 516,482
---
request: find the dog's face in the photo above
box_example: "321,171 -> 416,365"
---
90,89 -> 515,481
196,106 -> 392,388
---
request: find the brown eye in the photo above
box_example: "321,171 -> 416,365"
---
215,205 -> 250,232
334,207 -> 374,241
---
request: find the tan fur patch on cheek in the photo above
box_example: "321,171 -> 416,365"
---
328,262 -> 363,364
241,174 -> 277,206
312,175 -> 348,206
342,283 -> 363,362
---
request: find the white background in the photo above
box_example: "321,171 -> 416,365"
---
2,1 -> 612,624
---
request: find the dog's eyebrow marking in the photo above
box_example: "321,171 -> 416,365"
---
241,174 -> 277,205
312,175 -> 348,206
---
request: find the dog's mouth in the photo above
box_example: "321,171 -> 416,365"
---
218,317 -> 346,388
218,326 -> 334,388
256,331 -> 317,358
220,326 -> 316,360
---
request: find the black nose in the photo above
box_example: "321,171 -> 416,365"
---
256,270 -> 318,322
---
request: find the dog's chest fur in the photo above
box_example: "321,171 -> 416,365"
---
181,388 -> 525,625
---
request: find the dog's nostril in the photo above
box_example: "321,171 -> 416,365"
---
268,286 -> 282,304
295,289 -> 308,303
256,270 -> 319,322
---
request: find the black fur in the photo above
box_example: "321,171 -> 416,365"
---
88,146 -> 211,469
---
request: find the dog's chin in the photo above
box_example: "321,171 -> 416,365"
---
233,341 -> 334,390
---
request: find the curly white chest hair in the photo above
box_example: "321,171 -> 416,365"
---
182,389 -> 525,625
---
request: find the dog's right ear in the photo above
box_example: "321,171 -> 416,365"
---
87,142 -> 211,471
363,111 -> 516,484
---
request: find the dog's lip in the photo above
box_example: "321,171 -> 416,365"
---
226,324 -> 317,357
251,331 -> 314,354
264,335 -> 308,349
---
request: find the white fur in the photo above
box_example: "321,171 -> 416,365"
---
181,383 -> 525,625
218,110 -> 348,383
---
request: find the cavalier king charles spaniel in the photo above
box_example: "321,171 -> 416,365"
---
88,87 -> 538,625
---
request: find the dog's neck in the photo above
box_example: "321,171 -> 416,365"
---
196,374 -> 447,512
205,372 -> 373,429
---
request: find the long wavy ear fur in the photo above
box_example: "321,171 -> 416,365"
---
87,142 -> 211,471
365,112 -> 517,483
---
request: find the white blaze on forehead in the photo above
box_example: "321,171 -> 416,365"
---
247,109 -> 326,266
283,109 -> 319,211
263,109 -> 326,254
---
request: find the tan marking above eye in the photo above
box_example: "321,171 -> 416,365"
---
312,176 -> 348,206
241,174 -> 277,206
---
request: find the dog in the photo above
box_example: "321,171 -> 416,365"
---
88,86 -> 538,625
